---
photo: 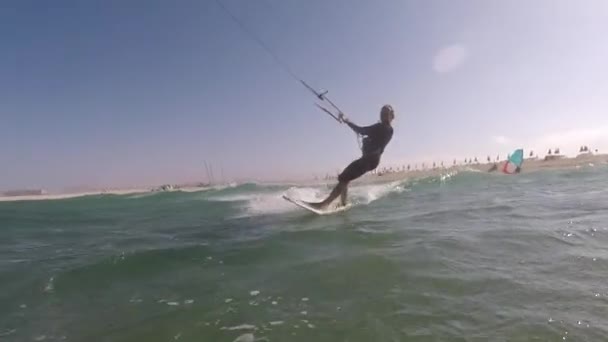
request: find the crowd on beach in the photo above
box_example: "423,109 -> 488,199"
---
317,145 -> 604,180
2,145 -> 605,198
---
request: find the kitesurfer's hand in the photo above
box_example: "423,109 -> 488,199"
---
339,112 -> 348,123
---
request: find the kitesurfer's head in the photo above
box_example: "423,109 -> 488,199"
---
380,104 -> 394,124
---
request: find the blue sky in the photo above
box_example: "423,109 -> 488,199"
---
2,0 -> 608,190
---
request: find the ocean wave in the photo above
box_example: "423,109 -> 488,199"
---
239,180 -> 410,217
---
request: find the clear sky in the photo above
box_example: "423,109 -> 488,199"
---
2,0 -> 608,191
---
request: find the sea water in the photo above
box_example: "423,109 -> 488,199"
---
1,166 -> 608,341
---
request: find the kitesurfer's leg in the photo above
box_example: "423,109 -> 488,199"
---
340,183 -> 348,206
308,157 -> 369,209
309,181 -> 348,209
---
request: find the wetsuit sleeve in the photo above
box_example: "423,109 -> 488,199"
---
346,121 -> 374,135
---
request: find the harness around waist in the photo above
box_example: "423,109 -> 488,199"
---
362,137 -> 383,155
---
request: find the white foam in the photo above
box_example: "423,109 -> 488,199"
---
44,277 -> 54,293
239,181 -> 405,215
462,166 -> 482,173
219,181 -> 408,217
211,191 -> 296,216
284,187 -> 325,202
440,170 -> 458,182
233,333 -> 255,342
244,192 -> 299,216
208,193 -> 261,202
210,183 -> 239,191
126,192 -> 156,199
0,189 -> 148,202
348,181 -> 406,204
222,324 -> 257,331
0,329 -> 16,337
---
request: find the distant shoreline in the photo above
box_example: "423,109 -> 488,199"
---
0,185 -> 217,203
360,153 -> 608,184
2,154 -> 607,202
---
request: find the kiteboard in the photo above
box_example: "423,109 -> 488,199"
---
282,195 -> 351,215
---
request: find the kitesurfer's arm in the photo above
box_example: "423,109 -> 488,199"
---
346,121 -> 372,135
339,113 -> 372,135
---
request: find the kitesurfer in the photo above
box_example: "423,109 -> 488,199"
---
308,105 -> 395,208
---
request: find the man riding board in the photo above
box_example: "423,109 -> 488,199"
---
308,105 -> 395,209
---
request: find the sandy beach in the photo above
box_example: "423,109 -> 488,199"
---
361,153 -> 608,184
0,184 -> 232,202
2,153 -> 607,202
0,188 -> 150,202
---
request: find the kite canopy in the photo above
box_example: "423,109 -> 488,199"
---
503,149 -> 524,174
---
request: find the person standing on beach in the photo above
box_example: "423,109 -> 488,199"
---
308,105 -> 395,209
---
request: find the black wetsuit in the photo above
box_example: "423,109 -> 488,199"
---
338,122 -> 393,182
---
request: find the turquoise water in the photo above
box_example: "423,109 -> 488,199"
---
2,167 -> 608,341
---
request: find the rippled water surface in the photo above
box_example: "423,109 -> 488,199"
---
2,167 -> 608,341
